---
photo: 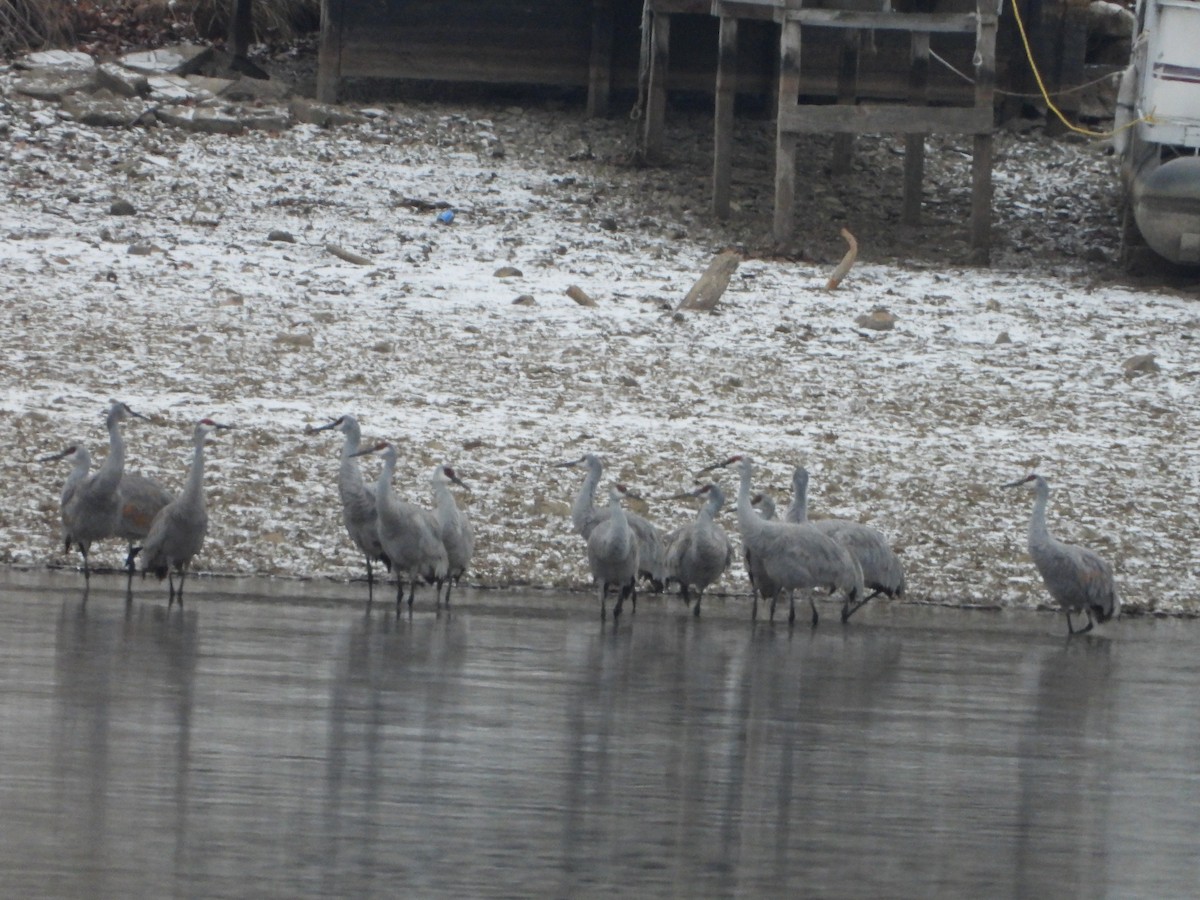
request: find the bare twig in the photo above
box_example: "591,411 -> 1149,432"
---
326,243 -> 373,266
826,228 -> 859,290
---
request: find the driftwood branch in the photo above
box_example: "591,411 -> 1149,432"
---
826,228 -> 858,290
677,250 -> 741,311
326,243 -> 373,266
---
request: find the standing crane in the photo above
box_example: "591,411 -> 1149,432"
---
141,418 -> 233,606
51,401 -> 148,589
307,414 -> 391,601
1004,473 -> 1120,635
587,484 -> 641,621
697,455 -> 863,626
665,483 -> 731,618
553,453 -> 667,592
747,492 -> 778,609
430,464 -> 475,608
42,437 -> 173,595
352,441 -> 448,611
786,466 -> 906,622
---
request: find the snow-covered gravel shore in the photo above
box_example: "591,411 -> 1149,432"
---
2,81 -> 1197,613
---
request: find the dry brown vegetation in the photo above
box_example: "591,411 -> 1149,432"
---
0,0 -> 318,56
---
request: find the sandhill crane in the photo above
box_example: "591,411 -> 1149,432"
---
786,466 -> 905,621
141,418 -> 233,605
554,453 -> 667,591
42,439 -> 173,594
665,483 -> 732,617
1004,473 -> 1120,635
587,483 -> 640,621
698,455 -> 863,626
352,441 -> 448,610
307,414 -> 391,600
747,492 -> 779,610
50,401 -> 147,588
430,464 -> 474,607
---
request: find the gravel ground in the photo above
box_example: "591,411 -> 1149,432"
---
2,55 -> 1198,614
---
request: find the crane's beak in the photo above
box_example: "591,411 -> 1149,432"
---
1001,475 -> 1035,489
667,485 -> 706,501
551,456 -> 585,468
38,448 -> 73,463
305,418 -> 341,434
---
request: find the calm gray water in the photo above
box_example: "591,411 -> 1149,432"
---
1,572 -> 1197,899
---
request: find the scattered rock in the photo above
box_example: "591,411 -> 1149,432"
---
985,298 -> 1002,312
494,266 -> 523,278
995,331 -> 1013,344
22,50 -> 96,71
127,241 -> 156,255
156,105 -> 243,135
619,375 -> 639,388
241,109 -> 292,132
463,439 -> 485,451
513,294 -> 536,306
855,308 -> 897,331
1123,352 -> 1160,377
13,70 -> 97,102
96,63 -> 148,98
566,285 -> 595,307
109,199 -> 137,216
186,204 -> 223,227
61,94 -> 145,127
289,97 -> 367,128
371,341 -> 394,353
146,74 -> 201,102
267,229 -> 296,243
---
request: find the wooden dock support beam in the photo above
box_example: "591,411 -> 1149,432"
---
831,29 -> 861,177
971,0 -> 997,262
643,11 -> 672,160
902,31 -> 930,225
587,0 -> 614,118
773,19 -> 802,247
713,16 -> 739,218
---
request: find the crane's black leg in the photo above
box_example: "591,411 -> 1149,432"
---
809,594 -> 819,628
680,584 -> 691,607
751,593 -> 758,621
788,591 -> 796,625
407,581 -> 416,608
167,571 -> 176,607
769,594 -> 777,622
600,583 -> 608,621
842,589 -> 881,623
396,579 -> 405,611
630,581 -> 637,615
693,588 -> 703,618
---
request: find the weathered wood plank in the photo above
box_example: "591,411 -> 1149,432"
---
902,31 -> 930,225
317,0 -> 344,103
677,250 -> 741,311
831,29 -> 860,177
644,11 -> 672,159
773,20 -> 802,246
588,0 -> 614,117
970,0 -> 997,262
712,15 -> 738,218
786,10 -> 988,33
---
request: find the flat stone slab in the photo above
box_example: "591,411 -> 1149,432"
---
240,109 -> 293,132
12,70 -> 97,102
156,105 -> 244,135
60,94 -> 147,127
289,97 -> 368,128
120,44 -> 213,77
146,74 -> 198,103
22,50 -> 96,71
97,62 -> 149,98
183,75 -> 236,99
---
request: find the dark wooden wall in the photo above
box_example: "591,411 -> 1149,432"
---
317,0 -> 1083,111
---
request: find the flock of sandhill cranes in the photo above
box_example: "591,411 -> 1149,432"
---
41,404 -> 1121,635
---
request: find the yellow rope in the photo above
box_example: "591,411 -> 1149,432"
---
1010,0 -> 1153,139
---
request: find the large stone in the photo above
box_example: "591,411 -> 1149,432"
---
240,109 -> 293,132
184,74 -> 237,99
146,75 -> 197,103
60,94 -> 146,128
289,97 -> 368,128
12,70 -> 97,102
156,106 -> 244,136
222,75 -> 291,103
22,50 -> 95,71
97,62 -> 149,98
120,44 -> 213,77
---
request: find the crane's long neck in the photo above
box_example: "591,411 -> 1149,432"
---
1028,480 -> 1051,549
786,469 -> 809,524
700,487 -> 723,525
571,457 -> 603,531
375,452 -> 396,510
609,491 -> 629,538
338,427 -> 367,497
434,480 -> 457,518
183,438 -> 207,508
735,461 -> 764,540
94,417 -> 126,492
